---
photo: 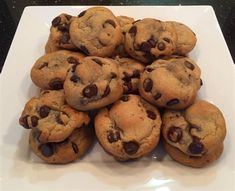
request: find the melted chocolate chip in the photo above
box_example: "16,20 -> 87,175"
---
143,78 -> 153,92
121,95 -> 129,102
123,141 -> 139,155
110,72 -> 117,79
39,143 -> 54,157
166,98 -> 179,106
52,16 -> 61,27
188,141 -> 204,154
107,131 -> 121,143
104,19 -> 116,28
38,62 -> 48,69
58,23 -> 69,32
129,26 -> 137,35
70,74 -> 80,83
92,58 -> 103,66
157,42 -> 166,51
153,92 -> 161,100
144,52 -> 155,62
146,110 -> 156,120
39,105 -> 50,118
140,42 -> 151,52
167,127 -> 182,143
132,70 -> 140,78
31,116 -> 39,127
20,115 -> 30,129
67,57 -> 79,65
80,45 -> 89,55
102,85 -> 110,97
49,78 -> 63,90
200,79 -> 203,86
60,33 -> 70,44
78,10 -> 86,17
71,142 -> 79,153
122,72 -> 131,82
184,61 -> 195,70
82,84 -> 98,98
163,37 -> 170,43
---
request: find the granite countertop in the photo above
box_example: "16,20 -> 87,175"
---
0,0 -> 234,72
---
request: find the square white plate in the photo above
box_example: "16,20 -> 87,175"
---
0,6 -> 235,191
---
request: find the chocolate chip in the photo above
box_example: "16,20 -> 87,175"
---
104,19 -> 116,28
157,42 -> 166,51
188,141 -> 204,154
163,37 -> 170,43
167,127 -> 182,143
122,72 -> 131,82
49,78 -> 63,90
132,70 -> 140,78
110,72 -> 117,79
80,45 -> 89,55
147,38 -> 157,47
143,78 -> 153,92
146,68 -> 153,72
121,95 -> 129,102
38,62 -> 48,69
107,131 -> 120,143
144,52 -> 155,62
60,33 -> 70,44
102,85 -> 110,97
70,74 -> 80,83
166,98 -> 179,106
52,16 -> 61,27
140,42 -> 151,52
71,142 -> 79,153
200,79 -> 203,86
67,57 -> 79,65
20,115 -> 30,129
78,10 -> 86,17
39,105 -> 50,118
65,14 -> 72,20
184,61 -> 195,70
31,116 -> 39,127
58,23 -> 69,32
39,144 -> 54,157
82,84 -> 98,98
146,110 -> 156,120
123,141 -> 139,155
153,92 -> 161,100
129,26 -> 137,35
124,81 -> 132,93
92,58 -> 103,66
56,115 -> 64,125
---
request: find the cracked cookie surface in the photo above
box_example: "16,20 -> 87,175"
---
70,7 -> 122,57
31,50 -> 85,90
29,125 -> 94,164
95,94 -> 162,161
19,90 -> 90,143
139,56 -> 201,109
64,56 -> 123,111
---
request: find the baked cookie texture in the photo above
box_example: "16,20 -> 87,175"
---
45,13 -> 77,53
95,94 -> 162,161
31,50 -> 85,90
162,100 -> 226,167
139,56 -> 201,109
64,56 -> 123,111
69,7 -> 123,57
29,125 -> 94,164
124,18 -> 177,63
114,56 -> 145,93
19,90 -> 90,143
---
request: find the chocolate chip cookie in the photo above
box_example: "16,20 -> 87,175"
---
69,7 -> 122,57
31,50 -> 85,90
45,13 -> 77,53
162,100 -> 226,167
95,94 -> 162,161
114,56 -> 144,93
165,21 -> 197,55
29,125 -> 94,164
124,18 -> 177,63
19,90 -> 90,143
139,56 -> 201,109
64,56 -> 123,111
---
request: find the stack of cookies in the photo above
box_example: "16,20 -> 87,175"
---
19,7 -> 226,167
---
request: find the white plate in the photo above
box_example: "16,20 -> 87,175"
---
0,6 -> 235,191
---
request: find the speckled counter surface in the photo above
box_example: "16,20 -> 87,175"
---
0,0 -> 234,71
